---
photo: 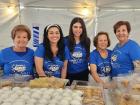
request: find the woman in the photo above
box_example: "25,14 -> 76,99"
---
66,17 -> 90,84
111,21 -> 140,77
0,25 -> 34,77
89,32 -> 112,84
35,24 -> 68,78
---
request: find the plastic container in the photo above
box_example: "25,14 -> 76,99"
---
112,74 -> 134,91
29,77 -> 69,88
108,74 -> 140,105
0,75 -> 14,88
0,74 -> 33,88
131,73 -> 140,82
129,81 -> 140,95
13,74 -> 32,87
134,60 -> 140,73
71,80 -> 105,105
110,92 -> 140,105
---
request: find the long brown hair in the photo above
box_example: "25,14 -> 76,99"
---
68,17 -> 90,58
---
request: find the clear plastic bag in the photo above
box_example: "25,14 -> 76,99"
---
71,80 -> 105,105
13,74 -> 33,87
0,75 -> 14,88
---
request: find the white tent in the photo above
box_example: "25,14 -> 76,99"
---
96,0 -> 140,49
0,0 -> 140,49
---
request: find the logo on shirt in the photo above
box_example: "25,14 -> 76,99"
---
70,51 -> 83,64
111,55 -> 117,62
12,64 -> 26,72
104,66 -> 111,73
100,66 -> 111,76
72,52 -> 83,58
48,65 -> 59,71
111,54 -> 121,69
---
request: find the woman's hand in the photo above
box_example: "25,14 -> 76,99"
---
35,56 -> 46,77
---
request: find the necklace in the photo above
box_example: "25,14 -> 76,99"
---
99,50 -> 108,59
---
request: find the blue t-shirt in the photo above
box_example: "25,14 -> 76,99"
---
0,47 -> 34,76
111,39 -> 140,76
35,44 -> 69,78
90,49 -> 112,77
66,43 -> 89,74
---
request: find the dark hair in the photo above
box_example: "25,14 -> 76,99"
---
113,21 -> 131,34
11,24 -> 31,40
68,17 -> 90,58
94,31 -> 111,48
43,24 -> 65,61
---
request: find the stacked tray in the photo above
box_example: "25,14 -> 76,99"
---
108,73 -> 140,105
71,80 -> 105,105
0,75 -> 32,88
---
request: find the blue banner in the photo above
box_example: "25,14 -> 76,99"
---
33,26 -> 39,47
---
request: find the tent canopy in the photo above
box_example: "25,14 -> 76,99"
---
0,0 -> 140,49
1,0 -> 140,9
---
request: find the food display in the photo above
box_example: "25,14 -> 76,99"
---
0,87 -> 83,105
112,75 -> 132,88
29,77 -> 69,88
132,83 -> 140,91
0,76 -> 13,88
0,79 -> 13,87
108,74 -> 140,105
129,73 -> 140,94
0,75 -> 32,88
0,76 -> 68,89
109,89 -> 140,105
3,73 -> 140,105
71,80 -> 105,105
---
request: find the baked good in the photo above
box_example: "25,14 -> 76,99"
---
132,83 -> 140,91
29,77 -> 67,88
121,80 -> 129,87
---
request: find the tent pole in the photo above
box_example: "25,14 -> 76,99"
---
94,0 -> 98,36
18,0 -> 21,24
